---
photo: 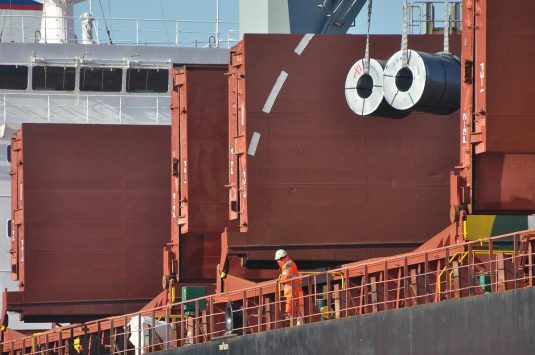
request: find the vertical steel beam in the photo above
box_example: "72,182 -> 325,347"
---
452,261 -> 460,299
334,284 -> 341,319
410,268 -> 418,305
274,286 -> 280,329
258,288 -> 263,333
383,261 -> 389,310
395,268 -> 402,309
264,298 -> 272,331
242,291 -> 247,334
326,274 -> 332,317
164,306 -> 170,350
468,243 -> 473,296
497,253 -> 506,292
369,277 -> 377,313
403,257 -> 409,306
109,320 -> 114,354
489,239 -> 495,292
529,241 -> 533,287
123,316 -> 128,352
194,300 -> 200,344
423,255 -> 430,304
209,297 -> 214,339
344,269 -> 350,317
179,304 -> 185,347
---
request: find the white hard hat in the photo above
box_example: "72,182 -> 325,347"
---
275,249 -> 288,261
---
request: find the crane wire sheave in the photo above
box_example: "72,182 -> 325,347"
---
401,0 -> 409,67
363,0 -> 373,74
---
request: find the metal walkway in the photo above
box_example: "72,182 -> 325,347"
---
2,227 -> 535,354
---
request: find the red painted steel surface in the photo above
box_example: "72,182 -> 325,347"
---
451,0 -> 476,222
475,153 -> 535,212
472,0 -> 535,154
170,66 -> 229,282
5,227 -> 535,354
454,0 -> 535,215
10,133 -> 23,282
7,124 -> 171,322
226,34 -> 461,264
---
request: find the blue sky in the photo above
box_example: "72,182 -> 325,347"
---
73,0 -> 239,46
72,0 -> 451,45
75,0 -> 238,22
73,0 -> 403,35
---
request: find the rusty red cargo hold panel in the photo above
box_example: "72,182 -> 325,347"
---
475,154 -> 535,213
8,124 -> 170,322
472,0 -> 535,154
226,34 -> 461,265
456,0 -> 535,214
169,65 -> 230,282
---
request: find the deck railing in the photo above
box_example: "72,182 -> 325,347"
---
0,92 -> 171,125
0,14 -> 239,48
2,228 -> 534,354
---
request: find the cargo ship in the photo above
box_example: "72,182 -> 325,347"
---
2,0 -> 535,353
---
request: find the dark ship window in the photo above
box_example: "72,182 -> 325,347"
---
80,67 -> 123,92
126,68 -> 169,93
0,65 -> 28,90
32,66 -> 75,91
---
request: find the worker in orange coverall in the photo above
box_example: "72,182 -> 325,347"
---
275,249 -> 304,325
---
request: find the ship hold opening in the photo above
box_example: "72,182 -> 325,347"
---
395,67 -> 413,92
356,73 -> 374,99
0,65 -> 28,90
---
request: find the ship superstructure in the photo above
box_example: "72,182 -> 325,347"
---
0,0 -> 236,330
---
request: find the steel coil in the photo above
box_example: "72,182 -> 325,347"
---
383,50 -> 460,115
345,58 -> 410,118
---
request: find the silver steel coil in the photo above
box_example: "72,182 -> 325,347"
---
344,58 -> 410,118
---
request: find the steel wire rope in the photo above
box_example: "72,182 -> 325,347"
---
401,0 -> 409,67
159,0 -> 170,45
97,0 -> 113,44
443,0 -> 450,53
363,0 -> 373,74
0,9 -> 5,42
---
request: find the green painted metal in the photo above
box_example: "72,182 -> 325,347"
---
182,286 -> 206,316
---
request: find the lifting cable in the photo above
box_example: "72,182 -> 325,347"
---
97,0 -> 113,44
443,0 -> 450,53
159,0 -> 171,45
401,0 -> 409,67
0,10 -> 7,43
363,0 -> 373,74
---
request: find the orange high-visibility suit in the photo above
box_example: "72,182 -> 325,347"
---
278,256 -> 304,319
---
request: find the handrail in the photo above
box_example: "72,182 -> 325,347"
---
1,92 -> 171,124
436,251 -> 465,296
0,14 -> 239,48
300,271 -> 346,290
277,271 -> 346,297
2,229 -> 535,353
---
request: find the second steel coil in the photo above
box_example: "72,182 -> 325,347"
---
383,50 -> 460,115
